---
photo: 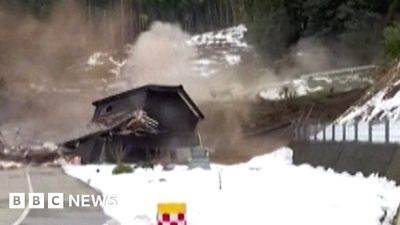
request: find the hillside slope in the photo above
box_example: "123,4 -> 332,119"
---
338,64 -> 400,122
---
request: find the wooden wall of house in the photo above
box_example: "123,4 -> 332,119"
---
92,91 -> 147,121
72,133 -> 197,164
78,88 -> 203,164
94,90 -> 200,146
144,90 -> 199,134
74,137 -> 99,164
103,136 -> 169,163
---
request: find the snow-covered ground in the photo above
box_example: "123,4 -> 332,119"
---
64,147 -> 400,225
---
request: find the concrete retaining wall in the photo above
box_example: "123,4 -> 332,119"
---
290,141 -> 400,183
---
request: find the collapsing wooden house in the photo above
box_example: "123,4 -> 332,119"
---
63,85 -> 209,168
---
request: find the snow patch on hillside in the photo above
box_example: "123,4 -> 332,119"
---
187,24 -> 248,48
82,24 -> 250,84
64,147 -> 400,225
258,72 -> 372,100
258,79 -> 310,100
85,51 -> 127,76
188,24 -> 250,77
338,67 -> 400,123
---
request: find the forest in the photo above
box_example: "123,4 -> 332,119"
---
2,0 -> 400,61
3,0 -> 400,63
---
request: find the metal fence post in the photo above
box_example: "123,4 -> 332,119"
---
322,124 -> 326,142
368,121 -> 373,143
342,123 -> 346,141
332,124 -> 335,142
385,118 -> 390,143
354,121 -> 358,142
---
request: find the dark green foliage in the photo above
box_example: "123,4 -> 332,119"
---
383,24 -> 400,62
2,0 -> 398,63
134,161 -> 154,169
240,1 -> 296,59
112,164 -> 134,175
147,0 -> 389,61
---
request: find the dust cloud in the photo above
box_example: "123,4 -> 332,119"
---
121,22 -> 370,162
123,21 -> 269,102
0,2 -> 361,161
275,37 -> 371,78
124,22 -> 202,98
0,1 -> 124,145
122,22 -> 288,161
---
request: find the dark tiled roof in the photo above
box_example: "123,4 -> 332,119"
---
92,84 -> 204,119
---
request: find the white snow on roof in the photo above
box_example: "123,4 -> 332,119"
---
64,147 -> 400,225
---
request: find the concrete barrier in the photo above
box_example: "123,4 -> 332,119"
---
386,150 -> 400,182
291,141 -> 400,183
335,143 -> 396,176
291,142 -> 343,169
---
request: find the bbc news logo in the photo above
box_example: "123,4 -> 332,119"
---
9,193 -> 118,209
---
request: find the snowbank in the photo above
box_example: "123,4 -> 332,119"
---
64,147 -> 400,225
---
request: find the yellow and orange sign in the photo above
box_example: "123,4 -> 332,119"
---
157,203 -> 187,225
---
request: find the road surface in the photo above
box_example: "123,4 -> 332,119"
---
0,167 -> 115,225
